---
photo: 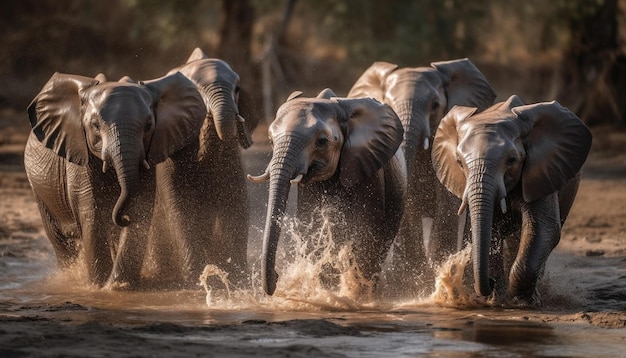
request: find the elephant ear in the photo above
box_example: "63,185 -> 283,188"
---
28,72 -> 99,165
347,61 -> 398,101
186,47 -> 209,63
95,73 -> 107,82
431,58 -> 496,112
286,90 -> 303,101
432,105 -> 478,198
143,72 -> 207,164
317,88 -> 337,99
513,101 -> 592,202
336,97 -> 404,188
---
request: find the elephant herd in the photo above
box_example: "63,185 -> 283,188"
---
24,48 -> 592,307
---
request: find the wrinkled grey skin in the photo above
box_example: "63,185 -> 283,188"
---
248,89 -> 406,296
151,48 -> 258,285
348,59 -> 496,294
432,95 -> 592,306
24,72 -> 206,288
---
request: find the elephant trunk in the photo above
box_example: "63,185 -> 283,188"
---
393,99 -> 430,170
466,160 -> 497,296
261,136 -> 304,295
109,129 -> 142,227
207,84 -> 238,142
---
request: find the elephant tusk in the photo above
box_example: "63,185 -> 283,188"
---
237,114 -> 246,123
290,173 -> 304,185
247,171 -> 270,183
500,197 -> 507,214
423,138 -> 430,150
102,161 -> 109,174
142,159 -> 151,170
457,196 -> 468,216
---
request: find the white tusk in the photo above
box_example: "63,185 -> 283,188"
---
457,196 -> 468,216
290,173 -> 304,185
102,161 -> 109,174
500,197 -> 507,214
247,171 -> 270,183
142,159 -> 151,170
237,114 -> 246,123
423,138 -> 430,150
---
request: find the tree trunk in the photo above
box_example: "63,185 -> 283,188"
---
557,0 -> 625,127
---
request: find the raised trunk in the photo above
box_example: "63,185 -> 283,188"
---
466,161 -> 496,296
261,137 -> 303,295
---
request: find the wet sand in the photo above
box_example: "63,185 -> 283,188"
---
1,111 -> 625,357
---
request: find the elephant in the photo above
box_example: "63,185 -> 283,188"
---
348,59 -> 496,294
24,71 -> 207,288
431,95 -> 592,306
149,48 -> 258,285
247,88 -> 406,296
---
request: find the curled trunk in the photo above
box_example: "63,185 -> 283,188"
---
207,85 -> 238,141
110,131 -> 142,227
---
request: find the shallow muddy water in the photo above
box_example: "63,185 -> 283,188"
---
1,147 -> 625,357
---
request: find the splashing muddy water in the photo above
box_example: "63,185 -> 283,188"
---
1,146 -> 625,357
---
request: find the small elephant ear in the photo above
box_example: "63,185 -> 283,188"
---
336,97 -> 404,188
143,72 -> 207,164
347,61 -> 399,101
286,91 -> 303,101
186,47 -> 209,63
94,73 -> 107,82
118,75 -> 135,83
432,105 -> 478,198
28,72 -> 99,165
317,88 -> 337,99
431,58 -> 496,112
513,101 -> 592,202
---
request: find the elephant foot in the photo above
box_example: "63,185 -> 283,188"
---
504,288 -> 542,308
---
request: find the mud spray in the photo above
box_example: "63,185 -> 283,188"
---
200,209 -> 494,312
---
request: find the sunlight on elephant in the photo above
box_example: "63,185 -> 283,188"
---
248,88 -> 406,297
24,72 -> 206,288
432,95 -> 592,306
348,58 -> 496,296
149,48 -> 258,287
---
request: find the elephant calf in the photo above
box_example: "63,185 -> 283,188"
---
431,95 -> 592,306
24,72 -> 206,288
248,88 -> 406,296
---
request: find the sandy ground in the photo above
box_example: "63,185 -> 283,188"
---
1,110 -> 625,357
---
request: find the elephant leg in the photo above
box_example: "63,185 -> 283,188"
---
507,194 -> 561,305
106,174 -> 156,289
431,186 -> 464,265
213,175 -> 249,285
81,206 -> 113,286
34,195 -> 79,267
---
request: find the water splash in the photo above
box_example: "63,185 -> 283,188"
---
430,245 -> 496,308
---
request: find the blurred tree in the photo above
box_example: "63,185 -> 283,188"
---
557,0 -> 626,126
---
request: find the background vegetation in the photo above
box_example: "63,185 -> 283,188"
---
1,0 -> 624,127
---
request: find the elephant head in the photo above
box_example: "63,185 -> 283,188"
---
169,48 -> 254,157
28,72 -> 206,226
431,95 -> 592,296
248,88 -> 403,295
348,59 -> 496,170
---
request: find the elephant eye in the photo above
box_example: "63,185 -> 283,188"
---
506,157 -> 517,167
145,120 -> 153,132
456,156 -> 464,168
431,101 -> 440,111
316,137 -> 329,149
